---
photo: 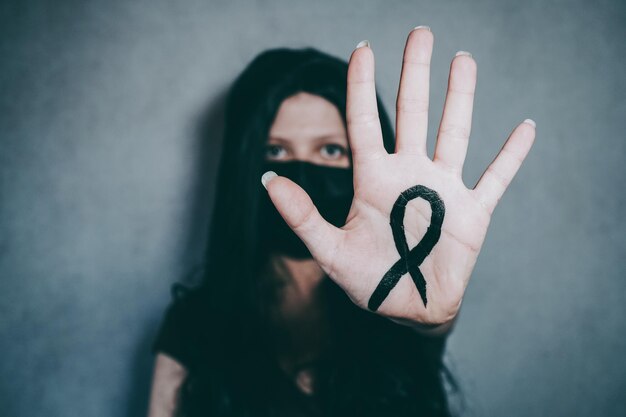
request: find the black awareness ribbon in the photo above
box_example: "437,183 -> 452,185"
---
367,185 -> 445,311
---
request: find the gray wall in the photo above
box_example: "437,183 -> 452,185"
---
1,0 -> 624,416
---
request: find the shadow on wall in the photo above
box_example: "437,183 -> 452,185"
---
178,88 -> 228,283
125,319 -> 164,417
124,89 -> 228,417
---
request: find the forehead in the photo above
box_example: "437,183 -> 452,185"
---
269,92 -> 346,140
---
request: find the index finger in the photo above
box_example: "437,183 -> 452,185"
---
346,41 -> 386,167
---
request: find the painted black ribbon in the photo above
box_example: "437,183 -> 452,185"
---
367,185 -> 445,311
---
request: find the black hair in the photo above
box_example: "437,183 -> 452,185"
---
174,47 -> 456,417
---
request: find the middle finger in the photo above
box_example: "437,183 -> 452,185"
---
395,26 -> 434,156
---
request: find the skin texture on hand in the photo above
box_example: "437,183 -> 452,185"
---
367,184 -> 445,311
263,27 -> 536,330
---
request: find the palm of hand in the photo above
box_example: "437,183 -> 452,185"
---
264,28 -> 535,328
338,152 -> 491,325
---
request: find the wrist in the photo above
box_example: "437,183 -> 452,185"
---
410,316 -> 456,336
388,315 -> 457,337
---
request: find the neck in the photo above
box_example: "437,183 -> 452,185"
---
270,255 -> 326,314
268,255 -> 330,378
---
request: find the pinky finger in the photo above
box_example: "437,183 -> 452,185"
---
473,119 -> 536,214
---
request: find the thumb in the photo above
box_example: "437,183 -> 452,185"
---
261,170 -> 343,271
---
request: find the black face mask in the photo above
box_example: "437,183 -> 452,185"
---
258,160 -> 354,259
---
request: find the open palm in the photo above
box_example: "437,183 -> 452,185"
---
263,27 -> 536,328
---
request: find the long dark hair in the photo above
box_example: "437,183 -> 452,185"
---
173,47 -> 456,417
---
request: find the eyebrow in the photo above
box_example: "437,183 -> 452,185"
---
267,134 -> 348,144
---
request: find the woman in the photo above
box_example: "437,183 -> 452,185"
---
148,27 -> 536,417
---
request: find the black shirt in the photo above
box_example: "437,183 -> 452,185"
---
152,282 -> 450,416
152,282 -> 448,369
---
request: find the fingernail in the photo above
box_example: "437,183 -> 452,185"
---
355,40 -> 370,49
413,25 -> 431,32
523,118 -> 536,128
261,171 -> 277,189
455,50 -> 472,57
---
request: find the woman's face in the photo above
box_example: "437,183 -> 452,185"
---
266,92 -> 350,168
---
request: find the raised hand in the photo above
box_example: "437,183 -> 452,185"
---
262,27 -> 536,329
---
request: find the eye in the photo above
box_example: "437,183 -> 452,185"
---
320,144 -> 348,160
265,144 -> 287,160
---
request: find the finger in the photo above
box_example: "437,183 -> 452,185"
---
473,120 -> 536,214
347,41 -> 386,168
433,52 -> 477,175
395,26 -> 433,155
261,171 -> 344,272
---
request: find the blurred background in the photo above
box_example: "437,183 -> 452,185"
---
1,0 -> 624,416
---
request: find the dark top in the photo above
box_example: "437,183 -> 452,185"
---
152,282 -> 450,416
152,283 -> 448,368
152,284 -> 211,370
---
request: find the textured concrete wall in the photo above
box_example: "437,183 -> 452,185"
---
1,0 -> 624,416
